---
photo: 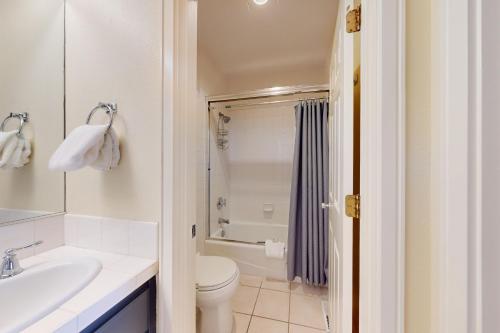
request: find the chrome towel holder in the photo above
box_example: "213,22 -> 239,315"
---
86,102 -> 118,131
0,112 -> 29,135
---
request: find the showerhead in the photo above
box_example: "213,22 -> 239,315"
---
219,112 -> 231,123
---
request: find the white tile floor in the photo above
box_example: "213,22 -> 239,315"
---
231,275 -> 328,333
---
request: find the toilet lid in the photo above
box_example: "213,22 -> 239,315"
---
196,256 -> 238,291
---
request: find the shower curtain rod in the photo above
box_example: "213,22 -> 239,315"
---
209,86 -> 329,105
219,96 -> 329,110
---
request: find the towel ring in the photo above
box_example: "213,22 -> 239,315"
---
0,112 -> 29,135
86,102 -> 118,131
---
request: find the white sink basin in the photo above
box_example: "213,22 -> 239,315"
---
0,257 -> 102,333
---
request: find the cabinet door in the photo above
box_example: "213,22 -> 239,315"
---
95,290 -> 150,333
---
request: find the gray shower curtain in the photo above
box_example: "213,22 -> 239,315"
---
287,99 -> 329,286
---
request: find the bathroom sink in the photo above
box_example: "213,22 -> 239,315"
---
0,257 -> 102,333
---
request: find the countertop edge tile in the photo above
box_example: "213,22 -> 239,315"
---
24,246 -> 158,333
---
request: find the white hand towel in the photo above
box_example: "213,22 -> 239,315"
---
0,131 -> 22,168
90,128 -> 120,171
0,130 -> 17,151
49,124 -> 107,171
265,239 -> 285,259
1,135 -> 31,169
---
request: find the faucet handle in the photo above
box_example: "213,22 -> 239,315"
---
1,240 -> 43,279
5,240 -> 43,256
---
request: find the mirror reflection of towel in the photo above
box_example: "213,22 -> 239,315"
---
0,130 -> 31,169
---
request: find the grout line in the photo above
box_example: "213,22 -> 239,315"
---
288,284 -> 292,333
237,278 -> 326,332
290,323 -> 327,332
260,287 -> 291,294
252,315 -> 290,325
250,284 -> 261,315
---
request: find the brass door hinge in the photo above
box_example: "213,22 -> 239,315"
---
346,5 -> 361,33
345,194 -> 360,219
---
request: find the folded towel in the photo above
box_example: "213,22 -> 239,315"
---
90,128 -> 120,171
0,130 -> 17,152
0,131 -> 31,169
0,131 -> 18,166
265,239 -> 285,259
1,135 -> 31,169
49,124 -> 120,172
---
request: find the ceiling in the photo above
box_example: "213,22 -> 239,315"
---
198,0 -> 339,79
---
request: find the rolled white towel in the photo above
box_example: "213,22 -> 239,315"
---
90,128 -> 120,171
49,124 -> 116,172
0,131 -> 19,166
0,130 -> 17,151
265,239 -> 285,259
1,135 -> 31,169
0,131 -> 31,169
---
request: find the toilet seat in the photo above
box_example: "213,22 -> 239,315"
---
196,256 -> 238,292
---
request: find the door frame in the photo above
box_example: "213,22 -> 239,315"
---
160,0 -> 408,332
159,0 -> 198,332
359,0 -> 406,333
430,0 -> 482,332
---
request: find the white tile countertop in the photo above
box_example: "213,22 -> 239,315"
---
18,246 -> 158,333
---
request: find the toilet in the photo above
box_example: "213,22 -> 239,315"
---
196,255 -> 240,333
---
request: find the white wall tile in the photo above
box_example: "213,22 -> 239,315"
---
75,215 -> 102,250
64,214 -> 157,260
0,215 -> 66,259
0,221 -> 35,259
101,218 -> 129,255
64,215 -> 79,246
34,215 -> 65,254
129,221 -> 158,260
227,105 -> 295,226
207,104 -> 296,235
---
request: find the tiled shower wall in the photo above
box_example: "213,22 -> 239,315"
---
223,104 -> 295,227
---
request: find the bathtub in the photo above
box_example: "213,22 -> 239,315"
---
205,222 -> 288,280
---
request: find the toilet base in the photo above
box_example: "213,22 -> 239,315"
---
198,301 -> 233,333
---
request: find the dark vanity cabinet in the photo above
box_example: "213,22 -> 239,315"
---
82,278 -> 156,333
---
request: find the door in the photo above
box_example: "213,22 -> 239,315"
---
326,2 -> 356,333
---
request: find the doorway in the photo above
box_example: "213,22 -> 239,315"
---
160,1 -> 406,332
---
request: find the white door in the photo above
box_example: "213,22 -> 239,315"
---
327,2 -> 354,333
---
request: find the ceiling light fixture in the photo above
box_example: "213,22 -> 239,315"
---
253,0 -> 269,5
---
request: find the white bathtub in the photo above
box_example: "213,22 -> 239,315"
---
205,222 -> 288,280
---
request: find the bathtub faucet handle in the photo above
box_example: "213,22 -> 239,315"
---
218,218 -> 230,225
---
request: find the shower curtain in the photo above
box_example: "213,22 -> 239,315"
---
287,99 -> 329,286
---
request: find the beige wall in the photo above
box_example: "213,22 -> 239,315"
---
225,65 -> 328,94
405,0 -> 432,331
65,0 -> 163,223
0,0 -> 65,215
198,50 -> 228,95
198,46 -> 328,96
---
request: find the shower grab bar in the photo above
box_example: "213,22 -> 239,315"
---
208,236 -> 286,248
0,112 -> 29,135
86,102 -> 118,132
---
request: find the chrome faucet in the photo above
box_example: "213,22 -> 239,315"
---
1,240 -> 43,279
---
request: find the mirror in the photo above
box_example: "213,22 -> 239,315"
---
0,0 -> 65,224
